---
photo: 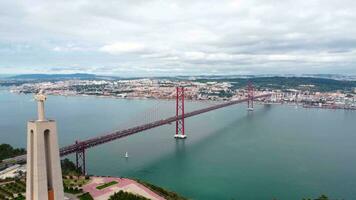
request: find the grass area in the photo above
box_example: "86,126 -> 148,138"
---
135,179 -> 187,200
63,176 -> 90,188
96,181 -> 118,190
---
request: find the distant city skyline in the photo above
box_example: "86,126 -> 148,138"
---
1,0 -> 356,76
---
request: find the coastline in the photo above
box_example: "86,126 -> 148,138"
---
9,90 -> 356,111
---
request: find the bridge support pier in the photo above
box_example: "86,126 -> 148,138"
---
247,82 -> 254,111
175,87 -> 187,139
75,141 -> 86,175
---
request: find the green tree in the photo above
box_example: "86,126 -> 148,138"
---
315,195 -> 329,200
0,144 -> 26,161
61,158 -> 81,176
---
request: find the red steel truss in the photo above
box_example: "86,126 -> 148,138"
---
175,87 -> 186,138
11,85 -> 271,175
60,93 -> 271,157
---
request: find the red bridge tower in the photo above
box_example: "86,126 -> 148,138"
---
174,87 -> 187,139
247,82 -> 254,111
75,141 -> 86,175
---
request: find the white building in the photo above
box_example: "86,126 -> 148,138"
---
0,164 -> 26,179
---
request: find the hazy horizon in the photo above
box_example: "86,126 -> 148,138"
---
1,73 -> 356,80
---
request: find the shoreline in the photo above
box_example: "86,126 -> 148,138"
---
8,90 -> 356,111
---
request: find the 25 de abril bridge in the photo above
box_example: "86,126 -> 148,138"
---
3,83 -> 272,175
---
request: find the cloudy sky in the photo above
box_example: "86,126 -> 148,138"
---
0,0 -> 356,76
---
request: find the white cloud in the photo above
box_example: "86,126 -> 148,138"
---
99,42 -> 146,54
184,51 -> 206,60
0,0 -> 356,75
52,44 -> 86,52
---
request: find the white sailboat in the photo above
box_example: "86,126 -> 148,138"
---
125,152 -> 129,158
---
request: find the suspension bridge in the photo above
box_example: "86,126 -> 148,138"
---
2,83 -> 272,174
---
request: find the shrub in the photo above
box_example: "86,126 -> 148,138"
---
109,190 -> 149,200
96,181 -> 118,190
78,192 -> 94,200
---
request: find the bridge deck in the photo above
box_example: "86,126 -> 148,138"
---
3,93 -> 271,164
60,94 -> 271,156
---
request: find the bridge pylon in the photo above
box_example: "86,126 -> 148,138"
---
247,82 -> 254,111
174,87 -> 187,139
75,141 -> 86,175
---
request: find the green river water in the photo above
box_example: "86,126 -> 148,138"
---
0,88 -> 355,200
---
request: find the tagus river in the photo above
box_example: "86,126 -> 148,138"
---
1,88 -> 356,200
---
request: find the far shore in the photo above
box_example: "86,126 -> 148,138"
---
7,89 -> 356,111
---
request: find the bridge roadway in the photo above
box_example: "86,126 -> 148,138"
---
61,93 -> 271,155
2,93 -> 271,165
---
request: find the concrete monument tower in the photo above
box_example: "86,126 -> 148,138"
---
26,91 -> 64,200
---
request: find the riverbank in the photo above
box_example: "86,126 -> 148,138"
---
0,154 -> 186,200
0,174 -> 186,200
65,175 -> 185,200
